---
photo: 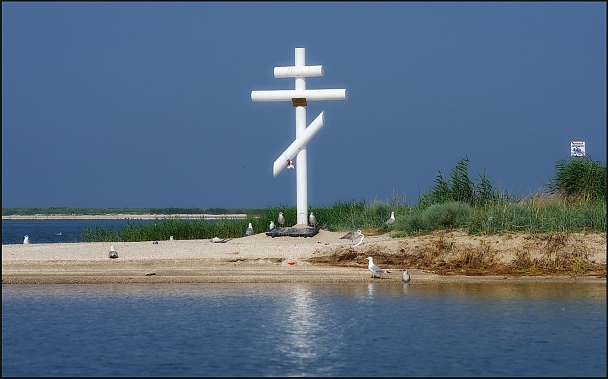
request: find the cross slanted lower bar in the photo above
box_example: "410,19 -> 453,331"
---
251,48 -> 347,226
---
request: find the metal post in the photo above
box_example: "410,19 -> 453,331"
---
295,48 -> 307,225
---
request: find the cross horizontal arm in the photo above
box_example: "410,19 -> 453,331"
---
251,89 -> 347,102
274,65 -> 324,78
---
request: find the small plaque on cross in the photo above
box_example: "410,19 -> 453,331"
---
292,98 -> 307,107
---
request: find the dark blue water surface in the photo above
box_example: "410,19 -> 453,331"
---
2,282 -> 606,377
2,219 -> 159,245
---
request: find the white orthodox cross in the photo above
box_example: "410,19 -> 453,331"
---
251,48 -> 347,226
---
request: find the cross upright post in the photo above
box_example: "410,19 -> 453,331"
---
251,48 -> 347,226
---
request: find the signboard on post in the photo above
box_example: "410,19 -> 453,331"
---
571,141 -> 586,157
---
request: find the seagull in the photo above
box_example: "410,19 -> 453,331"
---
211,237 -> 230,243
269,220 -> 276,231
340,230 -> 359,242
23,235 -> 30,244
246,222 -> 254,236
367,256 -> 390,278
353,230 -> 365,247
341,230 -> 364,247
278,212 -> 286,227
309,212 -> 317,227
108,245 -> 119,259
386,211 -> 395,225
402,270 -> 411,283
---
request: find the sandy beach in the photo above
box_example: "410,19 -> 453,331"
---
2,227 -> 606,285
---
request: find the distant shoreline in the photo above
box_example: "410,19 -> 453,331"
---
1,214 -> 249,220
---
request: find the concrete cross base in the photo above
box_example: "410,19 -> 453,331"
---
266,226 -> 320,238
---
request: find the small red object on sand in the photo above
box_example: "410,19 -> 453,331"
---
288,261 -> 295,265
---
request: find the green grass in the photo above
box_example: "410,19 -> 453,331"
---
391,196 -> 605,237
466,196 -> 606,234
547,156 -> 606,201
12,156 -> 607,242
80,195 -> 605,242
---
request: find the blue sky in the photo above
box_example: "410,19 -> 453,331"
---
2,2 -> 606,209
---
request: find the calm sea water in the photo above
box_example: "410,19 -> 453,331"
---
2,219 -> 162,245
2,282 -> 606,377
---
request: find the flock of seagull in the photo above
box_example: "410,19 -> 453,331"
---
366,256 -> 410,282
22,210 -> 410,282
250,209 -> 410,283
254,210 -> 396,238
227,210 -> 408,281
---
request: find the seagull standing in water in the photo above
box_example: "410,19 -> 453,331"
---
402,270 -> 411,283
278,212 -> 286,228
386,211 -> 395,225
246,222 -> 254,236
308,212 -> 317,227
367,256 -> 390,278
23,235 -> 30,244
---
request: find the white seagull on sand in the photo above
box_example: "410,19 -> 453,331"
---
269,220 -> 276,231
386,211 -> 395,225
108,245 -> 119,259
341,230 -> 364,247
246,222 -> 254,236
367,256 -> 390,278
402,270 -> 411,283
23,235 -> 30,244
309,212 -> 317,227
278,212 -> 285,227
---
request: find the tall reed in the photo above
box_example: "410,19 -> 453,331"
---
547,156 -> 606,201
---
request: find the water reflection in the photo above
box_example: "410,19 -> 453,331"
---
367,283 -> 375,298
282,286 -> 319,360
271,284 -> 342,376
410,282 -> 606,300
3,282 -> 605,301
3,282 -> 605,377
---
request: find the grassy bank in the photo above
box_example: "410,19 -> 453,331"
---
78,195 -> 605,242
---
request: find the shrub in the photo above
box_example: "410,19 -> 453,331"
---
394,211 -> 428,236
422,201 -> 472,230
547,157 -> 606,201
